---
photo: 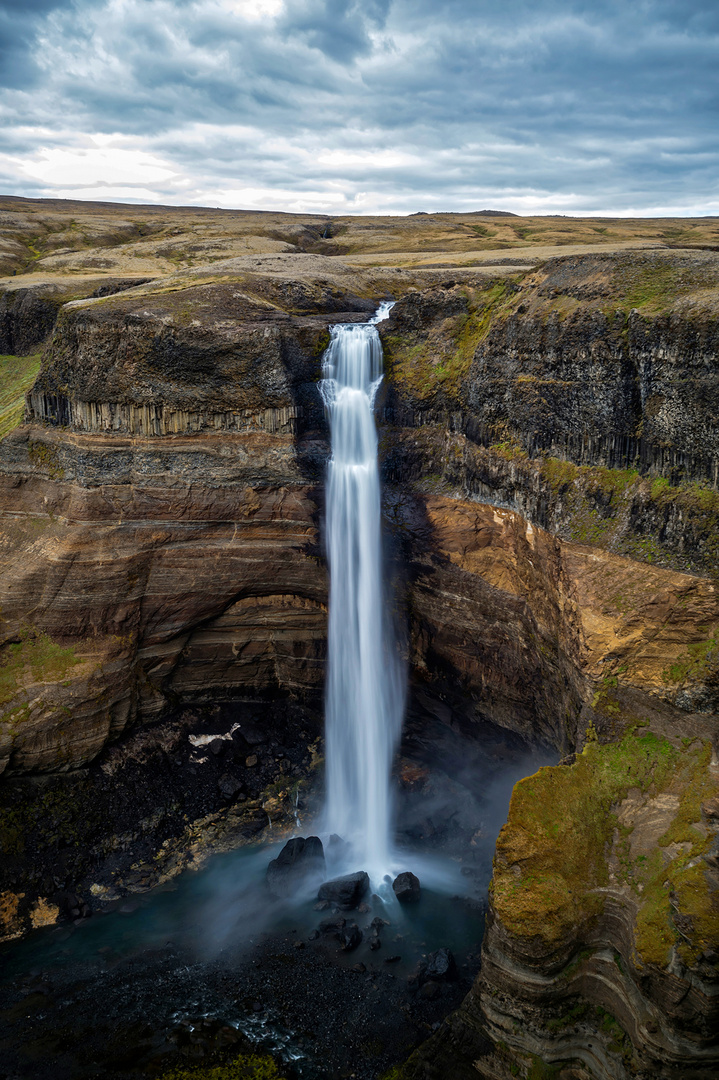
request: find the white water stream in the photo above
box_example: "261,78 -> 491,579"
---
320,302 -> 404,881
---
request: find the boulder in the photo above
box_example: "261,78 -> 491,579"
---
423,947 -> 457,982
392,871 -> 421,903
265,836 -> 325,898
318,915 -> 346,935
217,774 -> 242,801
317,870 -> 369,910
339,924 -> 362,951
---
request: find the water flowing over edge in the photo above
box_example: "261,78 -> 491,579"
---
319,301 -> 405,884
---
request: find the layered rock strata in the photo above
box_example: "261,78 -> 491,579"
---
380,250 -> 719,575
1,250 -> 718,1076
402,714 -> 719,1080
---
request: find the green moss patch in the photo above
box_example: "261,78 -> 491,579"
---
492,733 -> 717,968
611,258 -> 719,313
0,629 -> 82,708
154,1054 -> 286,1080
0,354 -> 41,439
383,281 -> 518,400
530,454 -> 719,573
662,628 -> 719,685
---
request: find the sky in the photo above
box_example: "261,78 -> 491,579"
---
0,0 -> 717,216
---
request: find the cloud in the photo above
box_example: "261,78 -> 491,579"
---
0,0 -> 717,214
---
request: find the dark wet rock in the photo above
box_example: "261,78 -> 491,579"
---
217,774 -> 242,800
209,738 -> 225,756
369,939 -> 381,951
265,836 -> 325,898
318,870 -> 369,910
384,955 -> 401,964
236,721 -> 266,747
318,916 -> 346,935
371,916 -> 390,930
392,871 -> 421,903
338,924 -> 362,952
308,929 -> 320,941
313,899 -> 331,911
422,947 -> 457,982
327,833 -> 350,859
419,980 -> 440,1000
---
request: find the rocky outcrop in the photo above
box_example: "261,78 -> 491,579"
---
395,493 -> 718,747
380,250 -> 719,576
0,423 -> 328,774
403,712 -> 719,1080
0,277 -> 156,356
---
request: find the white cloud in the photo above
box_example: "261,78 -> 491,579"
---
219,0 -> 285,19
0,0 -> 717,215
18,144 -> 177,188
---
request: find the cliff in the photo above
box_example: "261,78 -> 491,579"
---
0,242 -> 717,1076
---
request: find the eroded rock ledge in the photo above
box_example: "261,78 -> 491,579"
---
1,250 -> 717,1077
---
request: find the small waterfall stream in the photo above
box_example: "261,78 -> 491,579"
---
320,302 -> 404,880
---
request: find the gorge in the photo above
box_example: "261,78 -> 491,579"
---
0,199 -> 717,1080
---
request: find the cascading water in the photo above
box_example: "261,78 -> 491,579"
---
320,302 -> 404,882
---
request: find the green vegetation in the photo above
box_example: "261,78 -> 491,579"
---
0,629 -> 81,709
545,1000 -> 591,1032
154,1054 -> 287,1080
527,1057 -> 561,1080
383,281 -> 517,399
611,257 -> 718,313
28,439 -> 64,478
492,732 -> 717,968
0,354 -> 41,438
662,628 -> 719,684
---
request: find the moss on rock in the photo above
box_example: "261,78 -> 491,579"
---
0,353 -> 41,439
492,732 -> 718,967
154,1053 -> 287,1080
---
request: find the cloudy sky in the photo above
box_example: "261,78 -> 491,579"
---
0,0 -> 717,215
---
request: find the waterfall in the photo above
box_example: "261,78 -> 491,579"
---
320,302 -> 404,881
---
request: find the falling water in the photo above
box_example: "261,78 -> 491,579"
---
320,302 -> 404,880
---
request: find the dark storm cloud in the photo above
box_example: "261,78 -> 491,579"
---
0,0 -> 717,213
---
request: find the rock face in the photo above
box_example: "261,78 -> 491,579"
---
1,248 -> 718,1075
317,871 -> 370,910
380,250 -> 719,576
393,871 -> 421,903
403,722 -> 719,1080
266,835 -> 325,898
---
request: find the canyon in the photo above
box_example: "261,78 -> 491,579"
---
0,199 -> 717,1080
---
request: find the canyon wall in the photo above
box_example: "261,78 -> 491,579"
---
0,249 -> 717,1076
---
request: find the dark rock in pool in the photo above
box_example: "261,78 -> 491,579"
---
265,836 -> 325,898
318,915 -> 346,934
392,871 -> 421,903
339,923 -> 362,951
318,870 -> 369,910
423,947 -> 457,982
327,833 -> 350,859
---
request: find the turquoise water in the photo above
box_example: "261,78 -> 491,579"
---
0,843 -> 484,984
